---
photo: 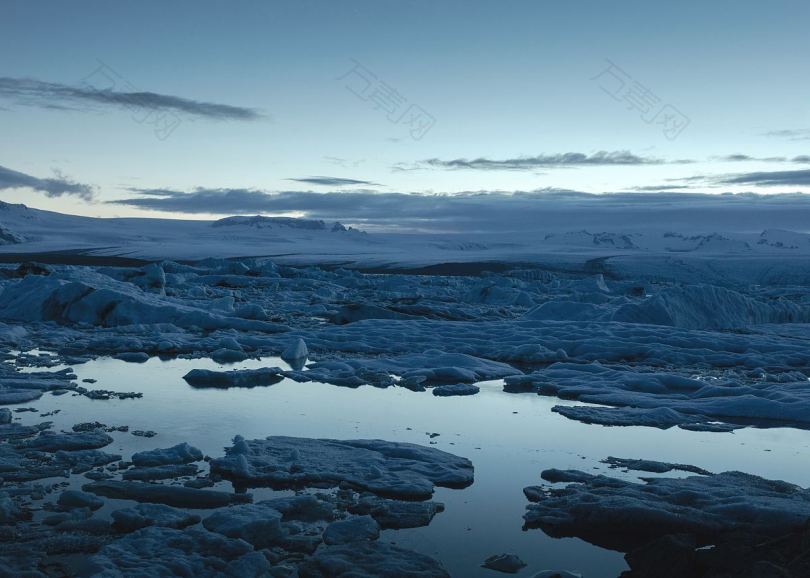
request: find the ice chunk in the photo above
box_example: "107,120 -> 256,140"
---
602,456 -> 712,475
0,275 -> 288,333
524,300 -> 607,322
202,502 -> 284,548
89,527 -> 270,577
122,464 -> 199,481
298,541 -> 450,578
517,363 -> 810,430
0,421 -> 50,441
551,405 -> 734,431
139,262 -> 166,291
57,489 -> 104,511
131,442 -> 203,467
234,303 -> 268,320
211,435 -> 474,499
348,495 -> 444,529
182,367 -> 284,388
524,467 -> 810,550
330,304 -> 419,324
293,351 -> 518,388
481,553 -> 527,573
83,480 -> 251,509
432,383 -> 480,397
55,449 -> 122,471
612,284 -> 810,329
111,503 -> 202,533
210,348 -> 248,363
261,494 -> 335,523
114,351 -> 149,363
18,430 -> 113,452
0,491 -> 22,523
281,337 -> 308,362
0,389 -> 44,405
322,515 -> 380,545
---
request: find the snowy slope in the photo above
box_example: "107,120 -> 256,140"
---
1,201 -> 810,276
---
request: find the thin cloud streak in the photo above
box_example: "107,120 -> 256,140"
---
0,77 -> 262,121
0,164 -> 94,200
720,168 -> 810,187
712,154 -> 810,163
413,150 -> 686,171
763,129 -> 810,141
286,176 -> 382,187
406,151 -> 810,173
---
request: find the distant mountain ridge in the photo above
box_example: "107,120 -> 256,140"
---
0,200 -> 809,268
212,215 -> 351,232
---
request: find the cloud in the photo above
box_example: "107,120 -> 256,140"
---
0,164 -> 94,200
109,187 -> 810,233
286,176 -> 382,187
714,154 -> 785,162
122,188 -> 180,197
763,129 -> 810,141
412,150 -> 683,171
631,184 -> 694,191
323,156 -> 365,169
118,188 -> 270,212
720,169 -> 810,187
720,154 -> 758,162
0,77 -> 261,121
712,154 -> 810,163
408,151 -> 808,173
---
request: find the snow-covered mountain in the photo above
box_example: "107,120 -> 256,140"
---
1,201 -> 810,273
0,201 -> 372,262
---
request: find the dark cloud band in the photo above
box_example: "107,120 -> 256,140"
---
109,188 -> 810,233
286,176 -> 382,187
0,77 -> 261,121
415,151 -> 678,171
720,169 -> 810,187
0,164 -> 94,200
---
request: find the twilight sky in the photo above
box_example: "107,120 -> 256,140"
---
2,0 -> 810,225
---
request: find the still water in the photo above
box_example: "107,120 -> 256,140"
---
16,355 -> 810,577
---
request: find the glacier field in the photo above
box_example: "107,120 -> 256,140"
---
0,204 -> 810,577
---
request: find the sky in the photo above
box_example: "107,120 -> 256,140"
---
1,0 -> 810,227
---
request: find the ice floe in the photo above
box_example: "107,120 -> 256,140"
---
508,362 -> 810,430
322,515 -> 380,545
131,442 -> 204,466
183,367 -> 284,388
298,541 -> 450,578
83,480 -> 252,508
346,494 -> 445,529
89,526 -> 272,577
111,503 -> 202,533
431,383 -> 480,397
481,553 -> 528,573
524,465 -> 810,550
211,435 -> 474,499
0,273 -> 288,333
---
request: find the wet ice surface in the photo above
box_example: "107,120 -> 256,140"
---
14,354 -> 810,577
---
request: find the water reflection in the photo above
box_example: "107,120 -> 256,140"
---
15,354 -> 810,577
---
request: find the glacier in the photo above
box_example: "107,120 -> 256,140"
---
0,201 -> 809,576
